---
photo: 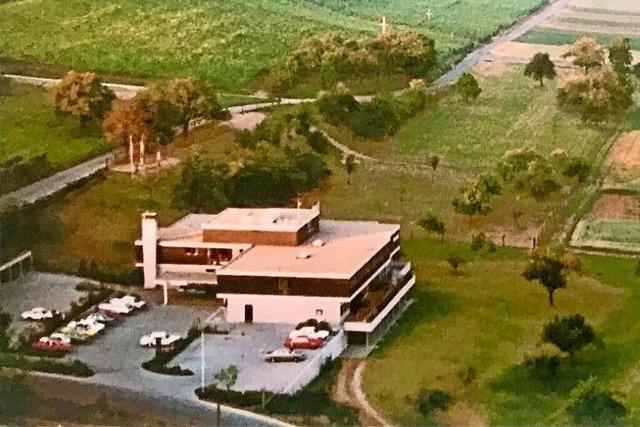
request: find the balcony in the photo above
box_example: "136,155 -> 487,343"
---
344,260 -> 414,332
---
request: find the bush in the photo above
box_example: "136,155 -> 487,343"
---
347,97 -> 400,140
542,314 -> 596,356
524,354 -> 563,380
471,232 -> 487,251
417,389 -> 453,416
568,379 -> 627,426
0,352 -> 94,377
306,130 -> 330,153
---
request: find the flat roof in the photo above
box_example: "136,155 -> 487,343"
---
217,220 -> 399,280
157,214 -> 217,242
202,207 -> 319,233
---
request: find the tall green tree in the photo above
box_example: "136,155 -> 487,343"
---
172,156 -> 229,213
524,52 -> 556,87
522,256 -> 567,307
608,37 -> 633,74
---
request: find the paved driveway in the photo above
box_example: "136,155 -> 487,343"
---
0,272 -> 89,333
175,323 -> 334,393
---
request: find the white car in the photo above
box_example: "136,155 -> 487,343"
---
98,302 -> 133,314
47,333 -> 72,344
139,331 -> 181,347
21,307 -> 60,321
61,320 -> 105,337
289,326 -> 330,340
85,312 -> 114,324
117,295 -> 146,309
264,348 -> 306,363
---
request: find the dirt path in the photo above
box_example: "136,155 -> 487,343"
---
334,359 -> 392,426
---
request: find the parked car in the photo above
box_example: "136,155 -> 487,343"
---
61,320 -> 104,338
21,307 -> 62,321
289,326 -> 330,340
98,302 -> 133,315
284,336 -> 323,350
32,338 -> 72,353
139,331 -> 181,347
43,333 -> 71,345
112,295 -> 146,309
85,312 -> 115,324
97,308 -> 124,320
264,348 -> 306,363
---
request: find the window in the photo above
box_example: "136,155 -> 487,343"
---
278,278 -> 289,295
185,248 -> 198,256
315,309 -> 324,316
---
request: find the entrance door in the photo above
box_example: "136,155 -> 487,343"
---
244,304 -> 254,323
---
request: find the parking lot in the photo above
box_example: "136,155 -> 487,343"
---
0,272 -> 88,333
174,323 -> 344,393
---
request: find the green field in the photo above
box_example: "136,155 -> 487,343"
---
0,82 -> 108,168
518,28 -> 640,49
363,241 -> 640,425
0,0 -> 548,91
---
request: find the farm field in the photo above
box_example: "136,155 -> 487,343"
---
313,67 -> 618,246
0,0 -> 549,91
518,0 -> 640,49
363,242 -> 640,425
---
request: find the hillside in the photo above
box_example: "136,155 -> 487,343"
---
0,0 -> 547,91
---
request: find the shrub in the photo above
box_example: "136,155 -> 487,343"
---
542,314 -> 595,356
446,253 -> 465,273
568,379 -> 627,426
470,233 -> 487,251
307,130 -> 330,153
417,389 -> 453,416
525,354 -> 562,380
348,97 -> 400,140
0,352 -> 94,377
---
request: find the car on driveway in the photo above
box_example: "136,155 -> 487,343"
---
289,326 -> 330,340
85,312 -> 115,324
113,295 -> 147,309
61,320 -> 105,338
139,331 -> 182,347
32,338 -> 73,353
284,336 -> 323,350
21,307 -> 62,321
264,348 -> 306,363
98,302 -> 133,315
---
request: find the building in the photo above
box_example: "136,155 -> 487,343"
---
135,206 -> 415,345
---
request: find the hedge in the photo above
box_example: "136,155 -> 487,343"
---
0,352 -> 94,377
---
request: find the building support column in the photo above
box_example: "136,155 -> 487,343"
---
163,283 -> 168,306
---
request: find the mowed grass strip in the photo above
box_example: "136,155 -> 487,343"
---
0,83 -> 108,167
362,240 -> 634,425
0,0 -> 547,90
519,28 -> 640,49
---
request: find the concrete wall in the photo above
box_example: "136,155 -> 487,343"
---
222,294 -> 344,324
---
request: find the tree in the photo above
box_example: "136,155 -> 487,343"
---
172,156 -> 229,213
54,70 -> 115,126
102,98 -> 150,150
429,154 -> 440,171
446,253 -> 465,273
455,73 -> 481,102
418,213 -> 446,242
524,52 -> 556,87
608,37 -> 633,74
212,365 -> 239,426
344,153 -> 357,184
562,36 -> 605,69
452,187 -> 490,226
163,78 -> 223,135
522,256 -> 567,307
557,64 -> 633,122
542,314 -> 595,356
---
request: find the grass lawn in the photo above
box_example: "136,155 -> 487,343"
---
0,0 -> 548,91
0,82 -> 108,168
362,240 -> 640,425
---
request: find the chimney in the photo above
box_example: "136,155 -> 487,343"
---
141,212 -> 158,288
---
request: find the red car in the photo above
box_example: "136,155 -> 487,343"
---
284,336 -> 323,350
98,308 -> 124,320
32,338 -> 73,353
